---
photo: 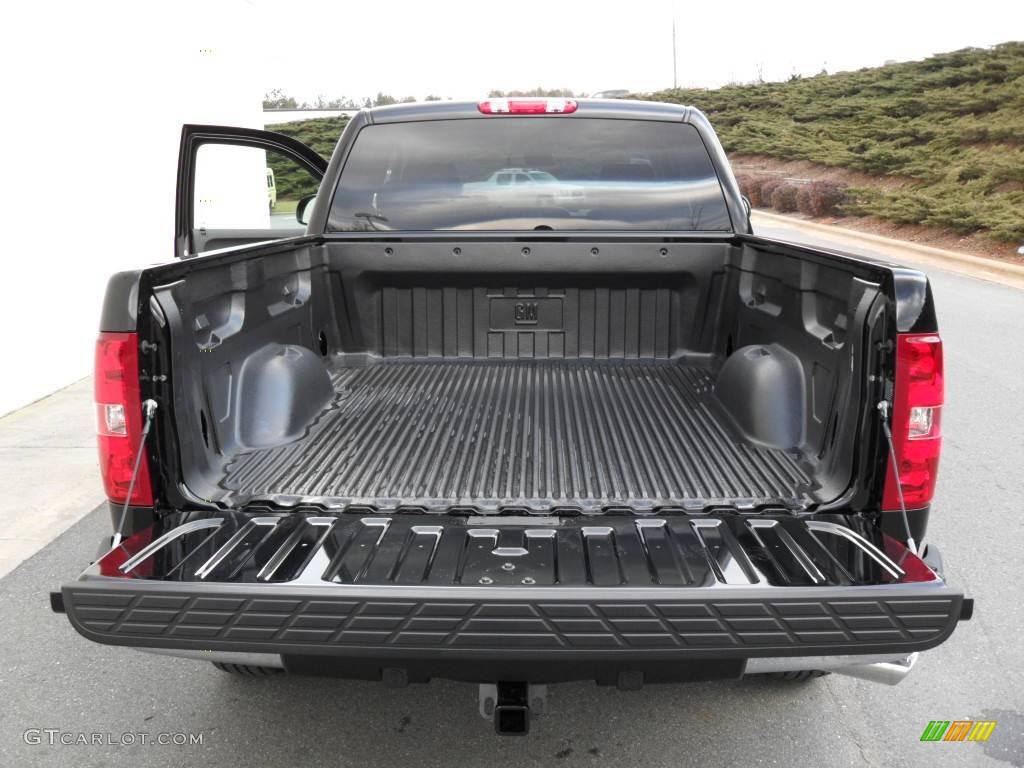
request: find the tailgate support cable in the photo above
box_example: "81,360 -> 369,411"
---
876,400 -> 918,555
112,399 -> 158,549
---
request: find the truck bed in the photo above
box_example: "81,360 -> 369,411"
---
217,357 -> 812,511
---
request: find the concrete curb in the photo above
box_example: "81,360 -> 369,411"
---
752,210 -> 1024,284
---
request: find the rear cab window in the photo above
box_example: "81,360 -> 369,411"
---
327,118 -> 732,232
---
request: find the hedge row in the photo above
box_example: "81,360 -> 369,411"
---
644,42 -> 1024,242
736,175 -> 849,217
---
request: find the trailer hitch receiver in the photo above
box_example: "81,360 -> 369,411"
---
479,682 -> 547,735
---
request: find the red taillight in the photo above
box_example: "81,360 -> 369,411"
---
882,333 -> 943,510
477,98 -> 578,115
95,332 -> 153,506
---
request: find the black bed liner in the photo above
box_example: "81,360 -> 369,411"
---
216,358 -> 813,512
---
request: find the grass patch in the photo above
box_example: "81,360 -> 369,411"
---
273,199 -> 299,215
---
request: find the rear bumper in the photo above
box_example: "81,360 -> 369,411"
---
61,578 -> 964,661
56,511 -> 969,682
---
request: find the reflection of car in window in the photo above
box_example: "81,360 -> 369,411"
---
465,167 -> 585,207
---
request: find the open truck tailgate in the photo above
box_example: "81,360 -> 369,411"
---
58,512 -> 966,661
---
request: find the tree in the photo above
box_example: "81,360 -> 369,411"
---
488,87 -> 576,98
424,94 -> 443,101
373,92 -> 397,106
263,88 -> 298,109
312,95 -> 359,109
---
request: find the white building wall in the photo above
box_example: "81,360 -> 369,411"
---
0,2 -> 266,415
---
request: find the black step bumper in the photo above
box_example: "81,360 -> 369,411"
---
62,579 -> 964,660
56,512 -> 969,673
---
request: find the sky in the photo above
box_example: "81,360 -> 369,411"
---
247,0 -> 1023,102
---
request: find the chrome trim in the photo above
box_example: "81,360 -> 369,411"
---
410,526 -> 444,536
113,515 -> 910,587
118,519 -> 224,574
256,516 -> 336,582
525,529 -> 557,539
806,520 -> 905,580
193,517 -> 280,579
745,652 -> 919,686
834,652 -> 919,685
691,517 -> 759,585
689,519 -> 723,530
747,519 -> 827,584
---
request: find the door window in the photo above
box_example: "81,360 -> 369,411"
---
193,143 -> 320,232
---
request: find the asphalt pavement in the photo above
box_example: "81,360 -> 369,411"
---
0,220 -> 1021,767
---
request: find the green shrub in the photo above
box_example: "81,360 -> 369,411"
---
638,41 -> 1024,242
264,116 -> 350,202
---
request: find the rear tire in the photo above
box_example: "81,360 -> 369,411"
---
212,662 -> 283,676
765,670 -> 830,682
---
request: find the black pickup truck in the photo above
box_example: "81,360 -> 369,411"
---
54,98 -> 969,734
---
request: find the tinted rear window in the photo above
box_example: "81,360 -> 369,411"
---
327,118 -> 732,232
